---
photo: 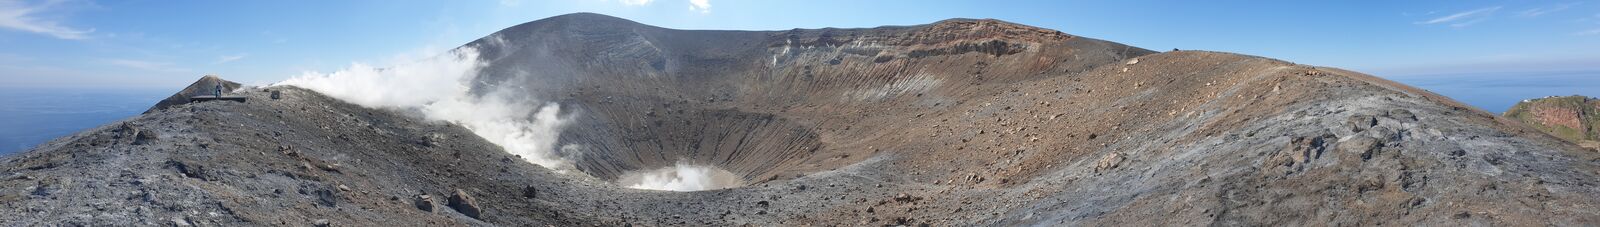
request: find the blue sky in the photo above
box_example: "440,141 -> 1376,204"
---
1,0 -> 1598,89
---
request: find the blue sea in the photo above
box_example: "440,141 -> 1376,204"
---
0,71 -> 1596,156
1386,71 -> 1600,114
0,87 -> 169,155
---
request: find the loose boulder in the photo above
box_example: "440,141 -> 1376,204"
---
448,189 -> 482,219
415,195 -> 437,213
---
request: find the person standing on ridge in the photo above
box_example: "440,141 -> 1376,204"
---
215,83 -> 223,98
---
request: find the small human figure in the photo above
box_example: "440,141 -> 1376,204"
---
215,83 -> 223,98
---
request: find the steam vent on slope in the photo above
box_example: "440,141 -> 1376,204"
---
5,13 -> 1600,226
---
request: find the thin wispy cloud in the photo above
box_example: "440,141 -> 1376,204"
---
0,52 -> 29,62
215,54 -> 247,64
1452,18 -> 1484,27
1417,6 -> 1501,27
106,59 -> 188,72
258,30 -> 289,44
1517,3 -> 1579,18
621,0 -> 654,6
1571,13 -> 1600,24
0,0 -> 93,40
688,0 -> 709,13
1577,28 -> 1600,36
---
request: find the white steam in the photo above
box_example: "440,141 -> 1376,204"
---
619,161 -> 744,191
272,47 -> 741,191
274,48 -> 578,171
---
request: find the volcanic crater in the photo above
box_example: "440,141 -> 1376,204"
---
3,13 -> 1599,226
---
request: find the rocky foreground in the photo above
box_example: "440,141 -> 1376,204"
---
3,13 -> 1600,226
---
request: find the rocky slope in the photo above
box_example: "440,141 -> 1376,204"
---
3,13 -> 1599,226
1504,95 -> 1600,150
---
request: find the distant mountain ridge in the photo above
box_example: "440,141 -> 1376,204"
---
1505,95 -> 1600,150
144,75 -> 242,114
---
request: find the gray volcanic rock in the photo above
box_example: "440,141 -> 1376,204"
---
3,13 -> 1599,226
448,189 -> 483,219
415,195 -> 438,213
1,86 -> 580,225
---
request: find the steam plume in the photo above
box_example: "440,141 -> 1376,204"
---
619,161 -> 745,191
274,47 -> 577,171
274,47 -> 740,191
